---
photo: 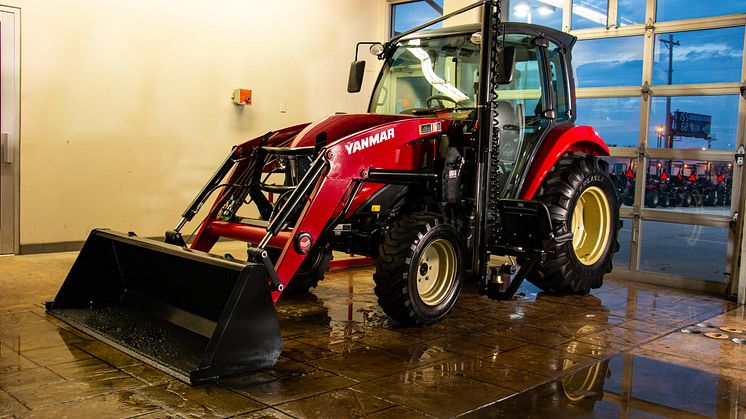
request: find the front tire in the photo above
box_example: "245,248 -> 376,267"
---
530,155 -> 620,294
285,245 -> 332,294
251,245 -> 332,294
374,213 -> 464,326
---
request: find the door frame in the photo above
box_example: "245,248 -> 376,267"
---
0,5 -> 20,255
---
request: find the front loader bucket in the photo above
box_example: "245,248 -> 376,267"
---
46,229 -> 282,385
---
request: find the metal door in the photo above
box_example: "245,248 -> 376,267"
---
0,8 -> 19,254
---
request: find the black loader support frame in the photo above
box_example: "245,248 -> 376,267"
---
472,0 -> 501,288
470,0 -> 556,300
481,200 -> 559,300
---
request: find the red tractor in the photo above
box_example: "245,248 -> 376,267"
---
47,0 -> 620,384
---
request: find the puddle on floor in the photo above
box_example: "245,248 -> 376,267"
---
468,353 -> 743,418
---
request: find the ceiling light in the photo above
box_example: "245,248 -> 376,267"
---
537,5 -> 555,15
513,3 -> 530,17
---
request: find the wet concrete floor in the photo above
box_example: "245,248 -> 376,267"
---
0,244 -> 743,418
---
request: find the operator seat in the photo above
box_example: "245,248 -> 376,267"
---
495,100 -> 524,162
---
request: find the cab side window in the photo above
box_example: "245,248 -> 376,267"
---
548,41 -> 570,121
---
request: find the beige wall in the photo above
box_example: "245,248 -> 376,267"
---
12,0 -> 385,245
443,0 -> 481,26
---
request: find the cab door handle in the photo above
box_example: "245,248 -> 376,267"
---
1,133 -> 12,164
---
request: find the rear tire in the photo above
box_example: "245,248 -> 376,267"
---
703,190 -> 716,206
680,192 -> 691,207
530,155 -> 620,294
374,212 -> 464,326
645,189 -> 659,208
659,191 -> 670,208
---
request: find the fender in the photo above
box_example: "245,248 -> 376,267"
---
519,125 -> 610,199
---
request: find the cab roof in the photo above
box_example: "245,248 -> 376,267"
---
399,22 -> 576,50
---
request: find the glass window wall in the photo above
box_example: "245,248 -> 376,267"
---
573,36 -> 644,88
656,0 -> 746,22
640,221 -> 728,282
617,0 -> 646,26
509,0 -> 564,30
643,159 -> 733,215
572,0 -> 608,30
653,27 -> 745,86
648,95 -> 740,151
576,97 -> 640,147
391,0 -> 444,36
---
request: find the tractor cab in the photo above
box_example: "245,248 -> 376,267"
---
364,23 -> 576,198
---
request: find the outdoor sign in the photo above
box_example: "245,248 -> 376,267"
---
672,111 -> 711,139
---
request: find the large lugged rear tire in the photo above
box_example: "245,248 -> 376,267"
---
530,154 -> 620,294
374,212 -> 464,326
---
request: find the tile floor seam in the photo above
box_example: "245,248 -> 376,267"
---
10,385 -> 154,414
359,395 -> 440,418
271,387 -> 395,419
309,353 -> 464,385
350,372 -> 512,419
211,381 -> 274,414
226,369 -> 357,407
0,385 -> 31,413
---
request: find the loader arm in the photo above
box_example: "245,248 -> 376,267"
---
266,117 -> 444,302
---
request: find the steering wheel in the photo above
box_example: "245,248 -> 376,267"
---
426,95 -> 458,109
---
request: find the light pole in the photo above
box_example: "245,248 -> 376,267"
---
660,34 -> 679,149
656,124 -> 664,148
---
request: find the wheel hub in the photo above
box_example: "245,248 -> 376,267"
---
416,239 -> 457,306
571,186 -> 611,266
419,263 -> 429,276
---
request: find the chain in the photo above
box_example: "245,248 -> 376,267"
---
487,0 -> 502,242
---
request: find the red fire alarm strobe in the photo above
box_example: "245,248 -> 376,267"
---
232,89 -> 252,105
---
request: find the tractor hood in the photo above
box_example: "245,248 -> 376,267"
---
289,113 -> 418,149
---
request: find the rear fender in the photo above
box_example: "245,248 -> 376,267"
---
519,125 -> 610,199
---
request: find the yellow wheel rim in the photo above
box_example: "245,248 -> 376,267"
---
571,186 -> 611,266
561,362 -> 602,402
416,238 -> 457,306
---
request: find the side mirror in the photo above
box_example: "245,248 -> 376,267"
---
347,60 -> 366,93
495,46 -> 516,85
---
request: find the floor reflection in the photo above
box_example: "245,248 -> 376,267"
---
469,353 -> 742,418
1,246 -> 741,417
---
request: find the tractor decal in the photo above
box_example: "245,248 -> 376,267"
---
344,128 -> 395,155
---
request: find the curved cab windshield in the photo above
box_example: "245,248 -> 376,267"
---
369,32 -> 549,198
369,34 -> 479,114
